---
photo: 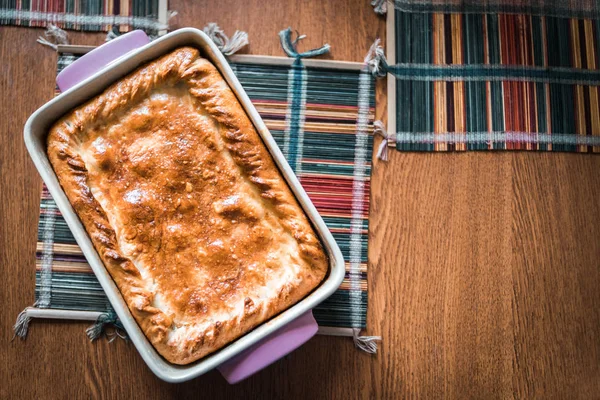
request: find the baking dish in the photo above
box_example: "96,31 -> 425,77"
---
24,28 -> 345,383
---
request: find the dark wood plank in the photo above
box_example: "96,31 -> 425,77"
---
2,1 -> 600,398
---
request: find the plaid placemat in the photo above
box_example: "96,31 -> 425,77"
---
392,0 -> 600,19
386,1 -> 600,152
32,50 -> 374,335
0,0 -> 167,33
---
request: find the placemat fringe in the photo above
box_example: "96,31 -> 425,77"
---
12,302 -> 40,339
17,307 -> 383,353
364,38 -> 386,78
13,306 -> 106,338
373,120 -> 394,161
353,329 -> 382,354
13,307 -> 131,342
278,27 -> 330,64
105,25 -> 121,42
86,311 -> 128,342
203,23 -> 249,56
37,24 -> 69,50
371,0 -> 388,15
103,21 -> 247,55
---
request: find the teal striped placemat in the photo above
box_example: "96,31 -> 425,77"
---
0,0 -> 167,34
386,2 -> 600,152
32,50 -> 374,336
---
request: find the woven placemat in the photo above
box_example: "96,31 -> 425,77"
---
0,0 -> 168,34
20,41 -> 377,346
381,0 -> 600,152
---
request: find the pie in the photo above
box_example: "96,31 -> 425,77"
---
46,47 -> 328,365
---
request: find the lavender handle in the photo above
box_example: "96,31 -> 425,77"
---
56,30 -> 150,92
217,311 -> 318,384
54,30 -> 317,384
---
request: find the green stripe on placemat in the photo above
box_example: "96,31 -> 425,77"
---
392,0 -> 600,19
0,0 -> 165,33
390,6 -> 600,152
33,53 -> 374,331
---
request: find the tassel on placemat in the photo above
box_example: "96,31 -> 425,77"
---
37,24 -> 69,50
373,120 -> 394,161
167,10 -> 179,21
364,38 -> 387,78
371,0 -> 388,15
86,311 -> 128,342
13,299 -> 45,340
105,25 -> 121,42
86,313 -> 112,341
12,306 -> 35,339
106,10 -> 178,42
203,23 -> 249,56
278,27 -> 330,63
167,10 -> 179,25
353,329 -> 382,354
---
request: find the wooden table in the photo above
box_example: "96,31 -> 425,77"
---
2,1 -> 600,398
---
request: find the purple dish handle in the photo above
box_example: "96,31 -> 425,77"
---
55,31 -> 318,384
56,30 -> 150,92
218,311 -> 318,384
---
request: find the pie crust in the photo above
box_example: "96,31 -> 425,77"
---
46,47 -> 328,365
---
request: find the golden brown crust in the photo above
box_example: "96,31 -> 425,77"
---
47,47 -> 328,365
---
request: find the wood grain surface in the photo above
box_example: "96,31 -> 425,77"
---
1,1 -> 600,398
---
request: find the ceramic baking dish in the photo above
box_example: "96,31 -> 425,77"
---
23,28 -> 345,383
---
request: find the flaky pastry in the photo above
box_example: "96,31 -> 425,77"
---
47,47 -> 328,364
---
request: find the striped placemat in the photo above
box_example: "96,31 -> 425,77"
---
391,0 -> 600,19
384,1 -> 600,152
0,0 -> 168,34
30,48 -> 374,340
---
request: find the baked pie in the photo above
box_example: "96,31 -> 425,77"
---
47,47 -> 328,365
